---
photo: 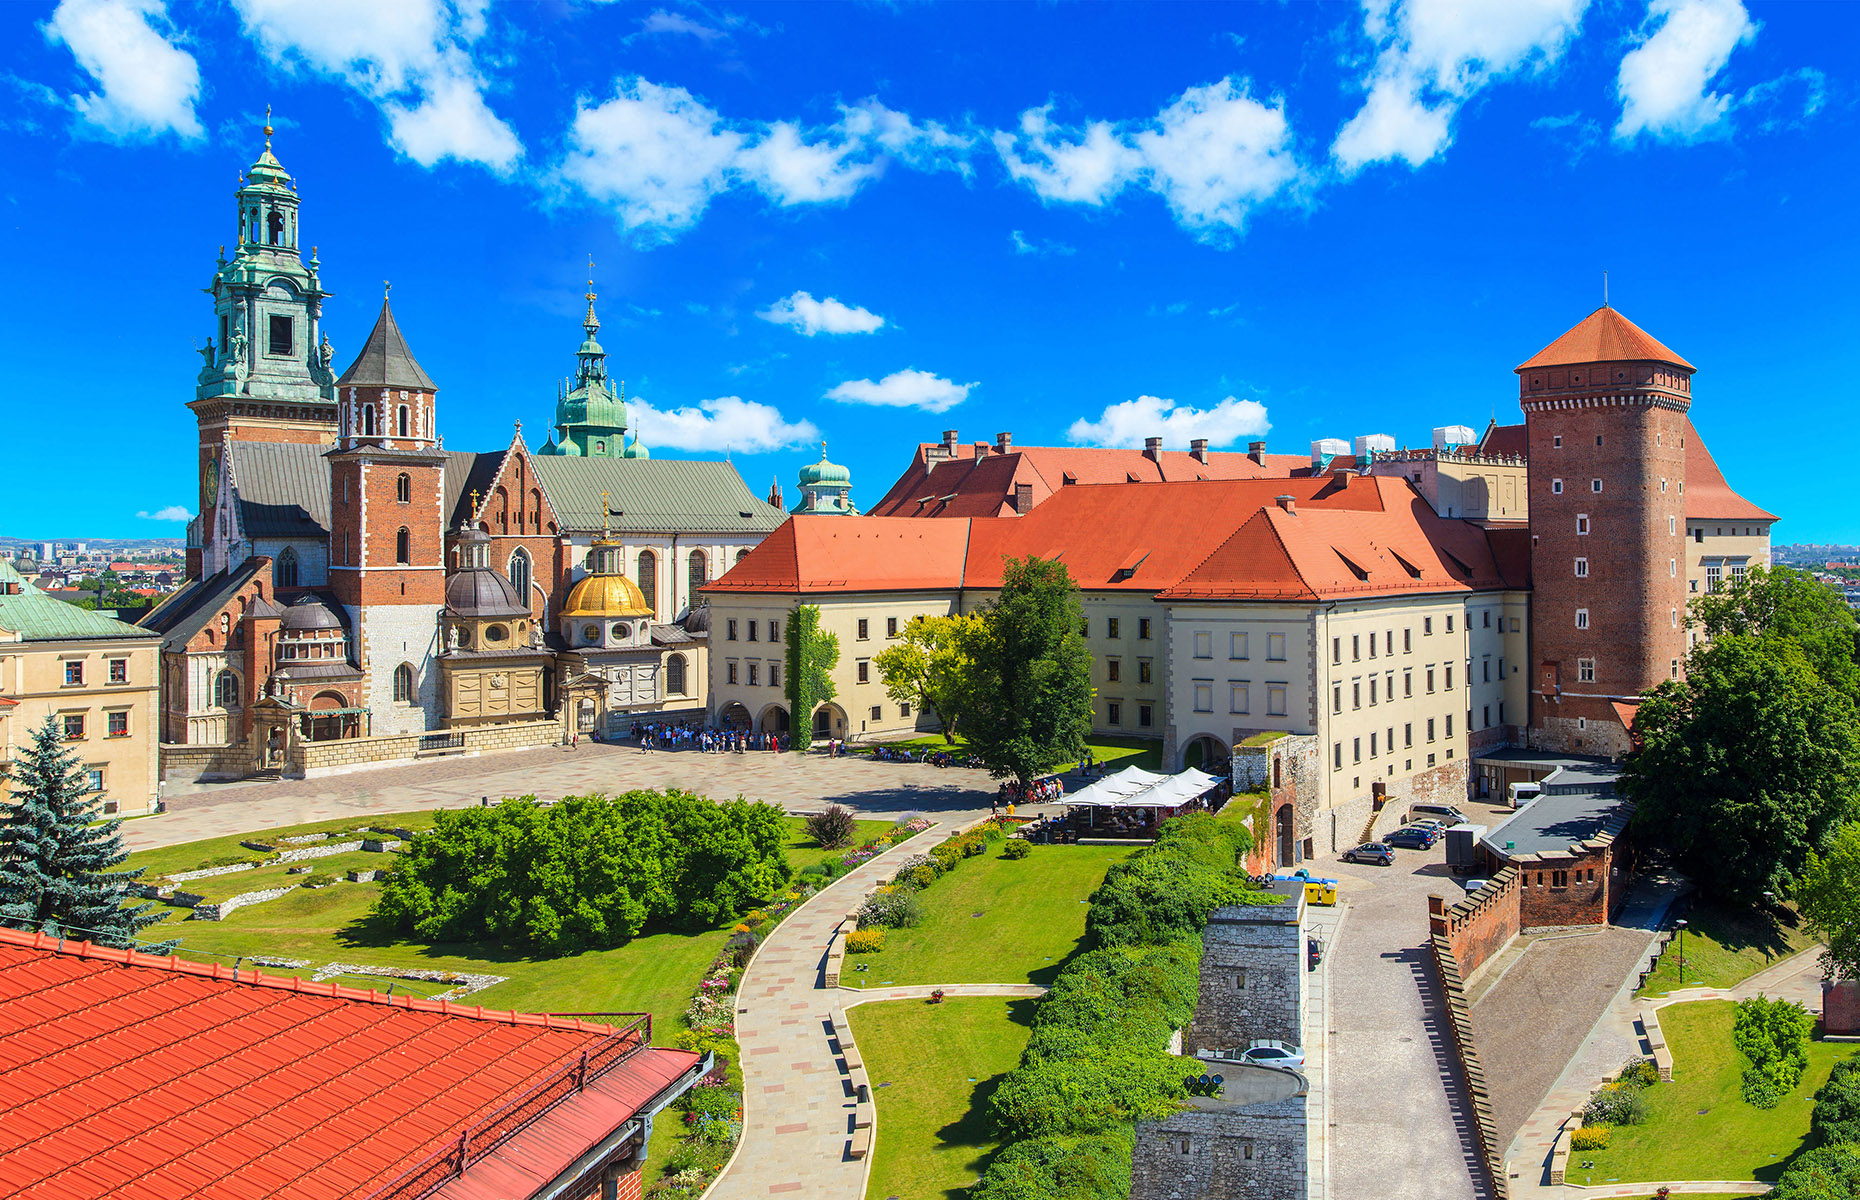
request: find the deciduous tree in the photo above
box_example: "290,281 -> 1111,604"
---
958,557 -> 1094,786
1691,566 -> 1860,702
1796,822 -> 1860,981
872,613 -> 980,741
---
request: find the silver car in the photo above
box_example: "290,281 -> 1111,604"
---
1240,1039 -> 1306,1071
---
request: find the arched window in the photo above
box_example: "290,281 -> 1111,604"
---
393,663 -> 416,703
495,488 -> 509,533
666,654 -> 687,696
508,548 -> 531,601
735,549 -> 749,563
688,549 -> 708,600
215,669 -> 239,709
276,546 -> 298,587
530,489 -> 543,530
267,209 -> 284,244
637,550 -> 657,617
397,406 -> 410,438
362,405 -> 377,437
396,527 -> 410,564
396,473 -> 411,503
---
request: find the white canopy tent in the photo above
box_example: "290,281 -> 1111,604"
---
1126,767 -> 1222,810
1062,764 -> 1169,808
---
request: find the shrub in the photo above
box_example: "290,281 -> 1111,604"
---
1618,1057 -> 1660,1088
856,889 -> 924,930
846,927 -> 887,953
798,863 -> 828,879
1002,839 -> 1032,860
929,841 -> 965,872
681,1085 -> 741,1122
1734,995 -> 1814,1104
805,805 -> 857,850
1570,1126 -> 1611,1151
1768,1142 -> 1860,1200
1812,1060 -> 1860,1145
197,854 -> 259,870
971,1131 -> 1133,1200
1582,1079 -> 1649,1126
300,873 -> 338,888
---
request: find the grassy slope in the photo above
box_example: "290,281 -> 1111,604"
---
851,997 -> 1037,1200
846,843 -> 1132,988
1571,999 -> 1859,1185
1638,901 -> 1817,996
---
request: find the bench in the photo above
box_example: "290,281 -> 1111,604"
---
841,1042 -> 864,1073
848,1065 -> 871,1103
1548,1125 -> 1571,1185
849,1124 -> 872,1159
853,1102 -> 873,1130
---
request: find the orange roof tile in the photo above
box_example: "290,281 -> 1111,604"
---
0,927 -> 698,1200
1516,306 -> 1694,372
1684,419 -> 1776,522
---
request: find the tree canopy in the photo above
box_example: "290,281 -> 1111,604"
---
872,613 -> 981,742
957,556 -> 1095,785
1797,822 -> 1860,982
1691,566 -> 1860,702
1623,635 -> 1860,902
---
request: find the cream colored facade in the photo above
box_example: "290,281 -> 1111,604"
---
1684,517 -> 1774,652
0,635 -> 161,815
1368,452 -> 1529,522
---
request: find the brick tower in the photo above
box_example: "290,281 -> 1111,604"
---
1521,306 -> 1694,758
188,118 -> 337,578
327,296 -> 447,735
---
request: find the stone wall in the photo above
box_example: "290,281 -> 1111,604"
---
1130,1098 -> 1307,1200
1825,981 -> 1860,1036
292,718 -> 557,777
160,741 -> 253,783
1183,894 -> 1305,1056
1267,733 -> 1320,862
1428,928 -> 1507,1199
1430,867 -> 1521,978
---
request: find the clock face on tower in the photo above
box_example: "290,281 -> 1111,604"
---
203,456 -> 219,510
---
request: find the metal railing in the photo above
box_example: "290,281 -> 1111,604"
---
416,732 -> 464,753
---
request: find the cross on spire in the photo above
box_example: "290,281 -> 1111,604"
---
263,103 -> 273,149
384,280 -> 392,301
599,489 -> 612,538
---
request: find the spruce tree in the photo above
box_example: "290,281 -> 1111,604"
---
0,715 -> 173,951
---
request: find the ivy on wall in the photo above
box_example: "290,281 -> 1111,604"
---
785,604 -> 840,750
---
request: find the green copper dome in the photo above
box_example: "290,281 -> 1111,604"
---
539,283 -> 632,459
798,451 -> 850,486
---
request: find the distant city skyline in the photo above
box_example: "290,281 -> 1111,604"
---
4,1 -> 1856,538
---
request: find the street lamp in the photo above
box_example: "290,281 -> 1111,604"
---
1676,919 -> 1688,986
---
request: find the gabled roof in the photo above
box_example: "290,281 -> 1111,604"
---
1477,421 -> 1528,459
336,298 -> 438,391
0,926 -> 699,1200
0,562 -> 157,643
137,558 -> 267,652
1684,418 -> 1777,522
531,457 -> 785,536
444,450 -> 507,528
1516,306 -> 1694,372
227,441 -> 331,538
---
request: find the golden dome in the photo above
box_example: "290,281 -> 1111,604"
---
561,572 -> 654,619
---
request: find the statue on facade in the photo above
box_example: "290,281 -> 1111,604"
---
447,624 -> 460,650
198,338 -> 216,369
315,332 -> 335,379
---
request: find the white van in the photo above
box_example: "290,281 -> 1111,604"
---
1507,781 -> 1543,809
1408,802 -> 1469,826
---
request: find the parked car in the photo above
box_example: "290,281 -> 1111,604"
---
1382,826 -> 1439,850
1342,842 -> 1395,866
1241,1040 -> 1306,1071
1462,878 -> 1491,894
1307,935 -> 1323,971
1409,817 -> 1449,832
1408,803 -> 1470,826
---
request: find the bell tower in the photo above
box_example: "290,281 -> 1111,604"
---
187,112 -> 337,578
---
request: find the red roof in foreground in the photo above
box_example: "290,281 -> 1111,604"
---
0,927 -> 698,1200
1516,306 -> 1695,372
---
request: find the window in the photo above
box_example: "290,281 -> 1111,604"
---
1108,659 -> 1121,682
770,663 -> 781,688
1193,631 -> 1212,659
508,548 -> 531,601
85,768 -> 104,793
107,658 -> 127,684
1138,660 -> 1153,684
1695,527 -> 1704,544
747,663 -> 759,686
1706,563 -> 1722,592
688,550 -> 708,598
1332,636 -> 1341,664
1551,478 -> 1563,495
1370,732 -> 1378,757
1231,632 -> 1249,660
1267,684 -> 1286,716
64,660 -> 84,686
887,617 -> 899,638
1369,677 -> 1378,705
1591,479 -> 1603,493
1194,683 -> 1213,713
1138,618 -> 1152,640
1445,665 -> 1454,690
395,527 -> 410,564
857,618 -> 869,640
1333,742 -> 1343,770
857,660 -> 870,683
1108,617 -> 1120,639
1267,633 -> 1286,661
727,619 -> 739,641
1109,702 -> 1122,725
397,406 -> 410,438
1403,670 -> 1412,697
1369,632 -> 1377,658
1353,737 -> 1361,764
1574,557 -> 1589,578
275,545 -> 299,588
1423,617 -> 1433,635
1233,969 -> 1247,991
393,663 -> 415,702
899,703 -> 911,717
1671,658 -> 1680,680
395,472 -> 412,505
1551,870 -> 1569,890
636,550 -> 657,617
1553,435 -> 1562,448
107,710 -> 128,738
1403,628 -> 1412,653
1352,681 -> 1361,709
1352,634 -> 1360,661
1578,657 -> 1596,683
727,661 -> 738,685
1404,722 -> 1413,748
215,669 -> 239,709
268,313 -> 293,355
1426,667 -> 1435,693
1445,714 -> 1454,737
1332,684 -> 1342,714
769,620 -> 780,641
1446,614 -> 1454,633
63,714 -> 84,740
667,654 -> 687,695
1482,660 -> 1490,682
1426,718 -> 1435,742
869,706 -> 883,721
1138,704 -> 1152,727
1232,683 -> 1250,714
1669,516 -> 1676,536
747,621 -> 758,642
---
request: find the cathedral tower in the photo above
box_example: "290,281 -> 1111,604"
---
187,118 -> 337,577
1521,306 -> 1694,757
537,281 -> 634,459
327,296 -> 447,735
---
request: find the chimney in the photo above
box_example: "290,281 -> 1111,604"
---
996,431 -> 1013,453
942,429 -> 959,453
1014,483 -> 1034,514
1144,437 -> 1163,463
974,441 -> 991,458
1190,438 -> 1209,463
1248,440 -> 1267,465
1276,494 -> 1296,515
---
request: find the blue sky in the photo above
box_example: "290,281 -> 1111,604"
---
3,0 -> 1855,541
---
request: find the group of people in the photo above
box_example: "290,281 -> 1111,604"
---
998,776 -> 1065,807
626,720 -> 790,754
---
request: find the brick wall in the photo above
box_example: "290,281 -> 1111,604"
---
293,718 -> 557,777
1507,815 -> 1630,928
1130,1100 -> 1307,1200
1183,898 -> 1305,1055
1428,930 -> 1508,1199
1429,867 -> 1520,978
160,743 -> 254,782
1825,982 -> 1860,1036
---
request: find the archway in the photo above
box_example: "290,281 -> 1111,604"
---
1275,803 -> 1295,867
811,703 -> 847,741
307,691 -> 352,742
720,702 -> 752,731
757,705 -> 791,734
1182,734 -> 1228,773
576,699 -> 597,733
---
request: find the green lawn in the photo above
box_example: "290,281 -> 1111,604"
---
856,734 -> 1162,773
131,809 -> 443,881
173,851 -> 394,902
850,997 -> 1037,1200
1570,1000 -> 1860,1185
845,843 -> 1132,988
1638,901 -> 1818,996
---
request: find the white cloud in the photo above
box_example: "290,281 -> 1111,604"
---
45,0 -> 203,140
1332,0 -> 1588,172
637,10 -> 727,42
757,291 -> 885,336
1615,0 -> 1755,143
630,395 -> 819,454
1010,230 -> 1076,256
137,505 -> 191,521
739,121 -> 884,204
825,369 -> 974,414
231,0 -> 520,171
1066,395 -> 1271,448
992,78 -> 1299,242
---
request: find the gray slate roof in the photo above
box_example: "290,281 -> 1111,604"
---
228,442 -> 331,538
139,559 -> 265,652
336,300 -> 437,390
531,457 -> 785,535
443,450 -> 506,528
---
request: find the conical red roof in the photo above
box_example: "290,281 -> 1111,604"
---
1516,306 -> 1693,372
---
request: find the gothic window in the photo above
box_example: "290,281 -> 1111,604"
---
396,527 -> 411,564
508,548 -> 531,600
397,406 -> 410,438
393,663 -> 416,703
215,669 -> 239,710
688,549 -> 708,598
362,406 -> 377,437
268,314 -> 293,356
396,473 -> 411,503
637,550 -> 657,616
277,546 -> 299,587
530,489 -> 543,530
267,209 -> 285,245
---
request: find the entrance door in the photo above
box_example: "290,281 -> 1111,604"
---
1276,804 -> 1295,866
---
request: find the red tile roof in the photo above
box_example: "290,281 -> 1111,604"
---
0,927 -> 697,1200
1516,306 -> 1694,372
1477,421 -> 1528,459
1684,419 -> 1776,522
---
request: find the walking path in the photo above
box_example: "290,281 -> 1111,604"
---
1305,900 -> 1344,1200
